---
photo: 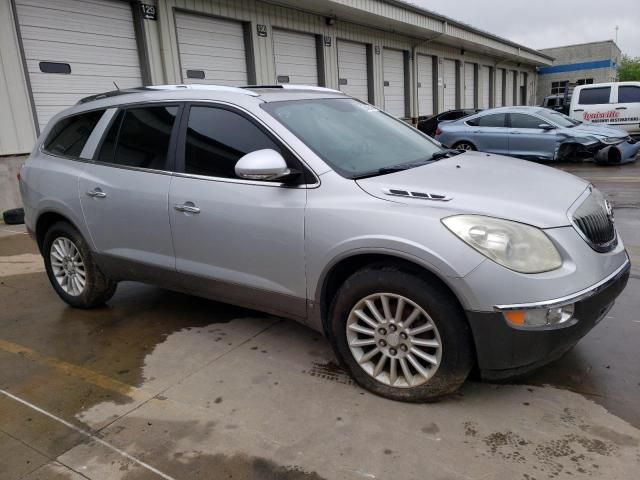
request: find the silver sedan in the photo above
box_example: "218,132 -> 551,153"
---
435,106 -> 640,164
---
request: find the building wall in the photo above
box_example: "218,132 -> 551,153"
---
0,0 -> 37,156
535,40 -> 621,104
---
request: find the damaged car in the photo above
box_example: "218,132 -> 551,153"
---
435,106 -> 640,164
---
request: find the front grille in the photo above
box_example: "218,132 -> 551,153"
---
572,190 -> 616,252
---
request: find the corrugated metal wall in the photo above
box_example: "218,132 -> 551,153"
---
0,0 -> 36,155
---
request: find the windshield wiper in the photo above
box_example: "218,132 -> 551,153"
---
352,150 -> 463,179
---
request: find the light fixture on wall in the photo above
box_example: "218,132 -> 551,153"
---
326,17 -> 335,26
460,49 -> 465,55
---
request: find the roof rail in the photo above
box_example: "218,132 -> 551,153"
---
242,84 -> 342,93
78,84 -> 259,104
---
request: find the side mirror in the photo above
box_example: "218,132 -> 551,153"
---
235,149 -> 294,181
539,123 -> 555,130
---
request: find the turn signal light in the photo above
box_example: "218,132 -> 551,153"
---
435,128 -> 443,136
503,304 -> 575,328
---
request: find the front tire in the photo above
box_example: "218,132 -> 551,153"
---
328,266 -> 474,402
43,222 -> 117,308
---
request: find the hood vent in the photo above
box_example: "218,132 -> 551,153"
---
383,188 -> 452,201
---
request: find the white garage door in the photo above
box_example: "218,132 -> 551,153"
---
443,59 -> 457,110
505,70 -> 514,106
464,63 -> 475,108
273,29 -> 318,85
383,48 -> 406,117
417,55 -> 434,116
495,68 -> 505,107
480,66 -> 491,109
15,0 -> 142,132
519,72 -> 526,105
175,12 -> 248,86
337,40 -> 368,102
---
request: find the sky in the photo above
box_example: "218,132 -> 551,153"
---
411,0 -> 640,57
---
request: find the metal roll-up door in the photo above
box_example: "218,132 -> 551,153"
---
505,70 -> 514,106
175,12 -> 248,86
337,40 -> 369,102
495,68 -> 505,107
443,59 -> 457,110
383,48 -> 406,117
464,63 -> 475,108
14,0 -> 142,132
273,29 -> 319,85
519,72 -> 527,105
417,55 -> 434,116
480,66 -> 491,109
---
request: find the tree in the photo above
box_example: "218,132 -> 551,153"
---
618,55 -> 640,81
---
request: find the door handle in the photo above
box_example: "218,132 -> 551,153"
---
174,204 -> 200,214
573,109 -> 584,112
616,107 -> 627,110
86,189 -> 106,198
510,131 -> 521,135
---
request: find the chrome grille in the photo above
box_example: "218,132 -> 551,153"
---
572,190 -> 616,252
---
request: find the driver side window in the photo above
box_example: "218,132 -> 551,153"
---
183,106 -> 283,179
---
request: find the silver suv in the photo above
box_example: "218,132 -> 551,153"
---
20,85 -> 630,401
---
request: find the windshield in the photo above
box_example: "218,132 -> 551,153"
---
262,98 -> 443,178
536,108 -> 581,127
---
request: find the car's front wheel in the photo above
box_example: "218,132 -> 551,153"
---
43,222 -> 117,308
328,266 -> 474,402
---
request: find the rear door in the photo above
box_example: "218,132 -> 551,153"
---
168,104 -> 307,318
466,113 -> 509,154
79,104 -> 180,270
507,113 -> 556,160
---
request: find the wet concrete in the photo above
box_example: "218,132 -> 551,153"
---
0,161 -> 639,479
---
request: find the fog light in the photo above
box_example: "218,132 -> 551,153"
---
503,304 -> 575,328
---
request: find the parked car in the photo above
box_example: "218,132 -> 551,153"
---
436,106 -> 640,164
541,94 -> 571,115
417,109 -> 482,137
569,81 -> 640,138
20,85 -> 630,401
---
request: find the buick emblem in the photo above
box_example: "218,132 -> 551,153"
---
604,199 -> 614,221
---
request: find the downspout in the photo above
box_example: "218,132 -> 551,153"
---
410,21 -> 446,125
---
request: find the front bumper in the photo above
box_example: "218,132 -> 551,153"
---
466,258 -> 630,380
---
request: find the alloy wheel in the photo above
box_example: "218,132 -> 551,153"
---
346,293 -> 442,388
50,237 -> 86,296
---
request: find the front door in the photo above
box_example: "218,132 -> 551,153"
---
79,105 -> 180,270
507,113 -> 556,160
169,104 -> 307,319
467,113 -> 509,155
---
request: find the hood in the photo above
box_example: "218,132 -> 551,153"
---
562,123 -> 628,139
356,152 -> 589,228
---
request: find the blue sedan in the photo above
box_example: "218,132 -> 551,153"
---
435,106 -> 640,164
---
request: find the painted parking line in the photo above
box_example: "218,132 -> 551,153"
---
0,338 -> 147,401
0,389 -> 177,480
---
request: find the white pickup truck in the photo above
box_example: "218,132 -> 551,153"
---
569,81 -> 640,137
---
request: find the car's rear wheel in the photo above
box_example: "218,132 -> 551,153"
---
453,141 -> 476,151
328,266 -> 474,402
43,222 -> 117,308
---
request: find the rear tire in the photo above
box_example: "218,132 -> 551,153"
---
43,222 -> 117,308
328,266 -> 474,402
453,141 -> 476,151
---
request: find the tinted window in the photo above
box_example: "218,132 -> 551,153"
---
618,86 -> 640,103
510,113 -> 544,129
97,110 -> 123,163
184,106 -> 281,179
468,113 -> 506,127
546,98 -> 558,107
439,111 -> 459,120
578,87 -> 611,105
101,106 -> 178,170
43,110 -> 105,158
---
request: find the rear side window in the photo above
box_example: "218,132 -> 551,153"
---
618,86 -> 640,103
468,113 -> 506,127
578,87 -> 611,105
97,106 -> 179,170
43,110 -> 105,158
184,106 -> 282,179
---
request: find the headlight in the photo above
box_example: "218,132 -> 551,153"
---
442,215 -> 562,273
601,136 -> 626,145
